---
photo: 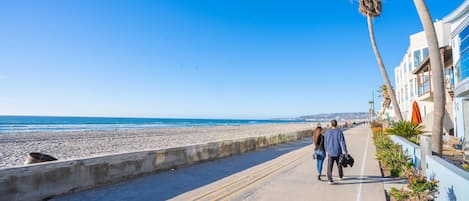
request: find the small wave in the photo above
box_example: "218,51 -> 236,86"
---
0,117 -> 302,133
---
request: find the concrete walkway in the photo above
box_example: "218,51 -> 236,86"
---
53,125 -> 386,201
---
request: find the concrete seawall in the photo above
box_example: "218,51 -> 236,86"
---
0,130 -> 312,201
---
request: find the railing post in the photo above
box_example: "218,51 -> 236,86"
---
420,133 -> 432,176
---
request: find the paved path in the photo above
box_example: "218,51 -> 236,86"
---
53,125 -> 386,201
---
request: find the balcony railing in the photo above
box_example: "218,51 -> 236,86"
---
446,77 -> 455,98
418,81 -> 431,97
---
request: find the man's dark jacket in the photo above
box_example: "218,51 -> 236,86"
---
339,154 -> 355,168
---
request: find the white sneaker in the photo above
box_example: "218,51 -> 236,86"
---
338,177 -> 344,181
327,181 -> 334,185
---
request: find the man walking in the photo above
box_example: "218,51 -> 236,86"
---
324,119 -> 348,184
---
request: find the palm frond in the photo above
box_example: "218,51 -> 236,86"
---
359,0 -> 382,17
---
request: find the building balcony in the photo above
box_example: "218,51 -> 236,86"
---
418,82 -> 433,101
417,91 -> 433,101
413,46 -> 453,102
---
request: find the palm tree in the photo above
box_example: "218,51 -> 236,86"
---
412,0 -> 444,155
359,0 -> 403,121
377,84 -> 391,117
377,84 -> 391,109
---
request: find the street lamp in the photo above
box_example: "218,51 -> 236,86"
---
368,100 -> 374,123
368,90 -> 375,125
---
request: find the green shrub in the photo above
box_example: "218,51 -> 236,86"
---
408,176 -> 439,200
390,187 -> 410,201
386,121 -> 424,143
464,164 -> 469,172
376,143 -> 410,176
401,161 -> 417,179
377,124 -> 439,201
375,136 -> 393,152
390,176 -> 439,201
372,126 -> 410,177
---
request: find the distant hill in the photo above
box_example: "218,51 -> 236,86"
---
298,112 -> 368,122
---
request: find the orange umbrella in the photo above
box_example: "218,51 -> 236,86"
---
411,101 -> 422,126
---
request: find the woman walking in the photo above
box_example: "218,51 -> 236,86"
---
313,123 -> 325,181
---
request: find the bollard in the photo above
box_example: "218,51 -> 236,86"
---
419,134 -> 432,176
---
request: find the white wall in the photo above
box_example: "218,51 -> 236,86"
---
392,21 -> 451,122
446,2 -> 469,140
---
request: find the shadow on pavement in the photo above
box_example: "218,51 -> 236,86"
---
53,138 -> 312,201
331,175 -> 404,185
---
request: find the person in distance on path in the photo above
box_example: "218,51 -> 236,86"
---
324,119 -> 348,184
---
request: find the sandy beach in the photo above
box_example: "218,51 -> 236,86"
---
0,123 -> 311,168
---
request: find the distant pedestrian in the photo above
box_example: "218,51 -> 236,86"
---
312,123 -> 325,181
324,119 -> 348,184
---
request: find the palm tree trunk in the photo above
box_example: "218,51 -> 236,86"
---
366,15 -> 403,121
413,0 -> 444,155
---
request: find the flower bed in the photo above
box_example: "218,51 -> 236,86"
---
371,126 -> 439,201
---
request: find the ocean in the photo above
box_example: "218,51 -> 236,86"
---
0,116 -> 302,133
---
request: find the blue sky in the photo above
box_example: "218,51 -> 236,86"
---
0,0 -> 464,118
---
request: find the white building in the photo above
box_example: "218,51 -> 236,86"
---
393,21 -> 454,133
444,1 -> 469,142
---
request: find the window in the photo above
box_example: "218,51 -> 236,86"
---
414,50 -> 422,67
460,25 -> 469,80
423,74 -> 430,94
422,48 -> 429,59
461,52 -> 469,80
444,67 -> 455,87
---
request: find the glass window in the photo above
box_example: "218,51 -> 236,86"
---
461,51 -> 469,80
422,48 -> 429,59
460,25 -> 469,80
444,67 -> 455,86
414,50 -> 422,67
